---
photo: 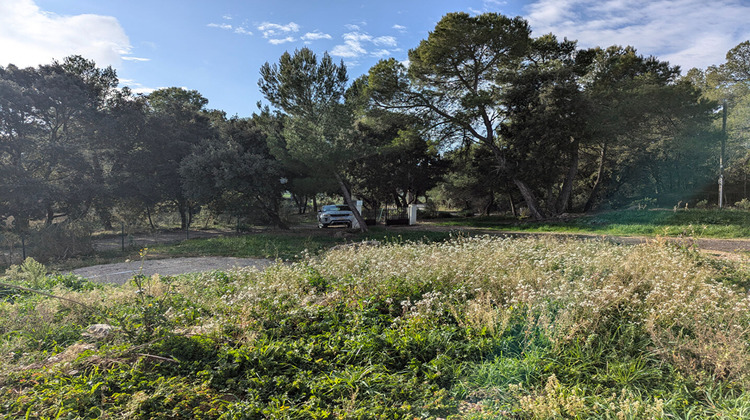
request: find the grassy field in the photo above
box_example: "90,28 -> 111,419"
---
433,209 -> 750,238
2,235 -> 750,418
150,227 -> 455,260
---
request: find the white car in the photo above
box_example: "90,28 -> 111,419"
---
318,204 -> 355,228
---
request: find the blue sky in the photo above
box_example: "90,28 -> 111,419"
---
2,0 -> 749,117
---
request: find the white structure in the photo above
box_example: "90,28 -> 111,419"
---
353,200 -> 363,229
408,204 -> 418,225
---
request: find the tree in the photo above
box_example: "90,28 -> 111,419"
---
368,13 -> 594,219
129,88 -> 214,229
435,145 -> 514,215
689,40 -> 750,204
348,109 -> 446,210
180,115 -> 288,228
254,108 -> 338,215
370,13 -> 715,216
259,48 -> 368,231
0,56 -> 118,231
577,46 -> 715,210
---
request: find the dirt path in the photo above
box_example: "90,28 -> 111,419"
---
91,229 -> 232,252
70,257 -> 274,285
70,223 -> 750,285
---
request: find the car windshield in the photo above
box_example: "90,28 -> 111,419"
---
322,205 -> 351,212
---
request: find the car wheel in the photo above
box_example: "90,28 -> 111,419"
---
346,222 -> 352,229
318,222 -> 327,229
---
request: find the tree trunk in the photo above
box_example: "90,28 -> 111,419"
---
334,172 -> 367,232
583,143 -> 607,212
97,207 -> 114,231
45,206 -> 54,227
254,195 -> 288,229
91,152 -> 113,230
513,178 -> 545,220
555,137 -> 580,214
508,194 -> 517,217
487,142 -> 544,220
177,200 -> 188,230
484,191 -> 495,216
146,206 -> 156,231
292,193 -> 308,214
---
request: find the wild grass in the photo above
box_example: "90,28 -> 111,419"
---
435,208 -> 750,238
143,227 -> 454,260
2,236 -> 750,418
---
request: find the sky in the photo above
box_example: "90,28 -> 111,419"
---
1,0 -> 749,117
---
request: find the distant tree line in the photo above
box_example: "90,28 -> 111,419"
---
1,12 -> 748,247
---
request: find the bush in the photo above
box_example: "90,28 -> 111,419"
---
20,223 -> 94,263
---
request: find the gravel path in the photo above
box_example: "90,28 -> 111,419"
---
70,257 -> 274,285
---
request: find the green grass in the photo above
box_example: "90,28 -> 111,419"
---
147,227 -> 455,261
434,209 -> 750,238
3,236 -> 750,418
39,227 -> 454,273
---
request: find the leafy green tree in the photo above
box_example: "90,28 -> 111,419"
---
254,108 -> 337,215
0,64 -> 45,231
0,56 -> 118,232
370,12 -> 715,216
579,46 -> 716,210
348,110 -> 446,210
128,87 -> 215,229
498,34 -> 594,215
259,48 -> 368,231
695,41 -> 750,204
434,145 -> 514,215
180,115 -> 288,228
368,13 -> 595,219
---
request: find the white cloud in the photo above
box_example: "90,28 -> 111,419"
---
392,24 -> 407,32
374,36 -> 397,47
118,78 -> 154,95
208,23 -> 232,30
269,37 -> 296,45
258,21 -> 300,39
302,31 -> 332,41
345,24 -> 361,31
208,21 -> 252,36
0,0 -> 133,68
332,38 -> 368,57
371,49 -> 391,58
344,32 -> 373,42
122,56 -> 150,62
525,0 -> 750,71
332,32 -> 400,58
332,31 -> 399,59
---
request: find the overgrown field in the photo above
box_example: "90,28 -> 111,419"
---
2,236 -> 750,418
436,209 -> 750,238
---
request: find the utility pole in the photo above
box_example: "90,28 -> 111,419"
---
719,100 -> 727,208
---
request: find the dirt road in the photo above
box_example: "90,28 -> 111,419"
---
71,256 -> 274,285
69,224 -> 750,285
